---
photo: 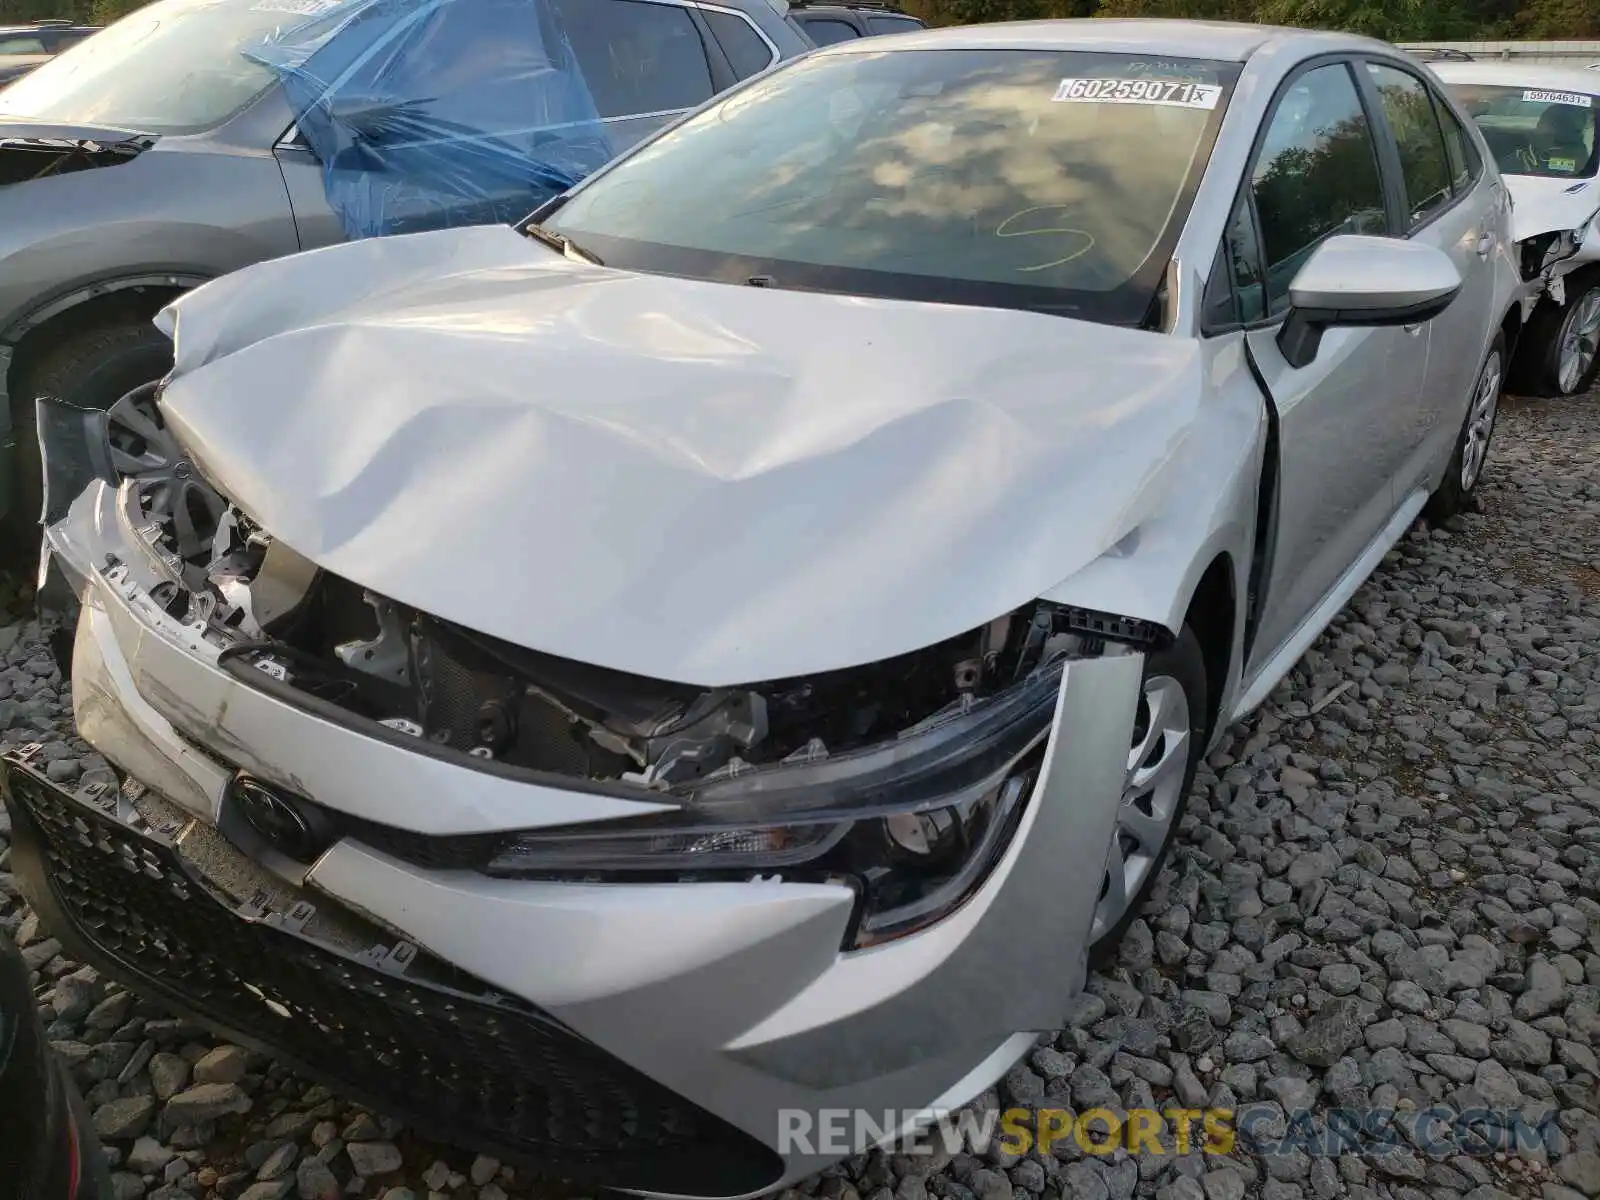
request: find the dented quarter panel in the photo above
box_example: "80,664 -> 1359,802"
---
155,223 -> 1210,687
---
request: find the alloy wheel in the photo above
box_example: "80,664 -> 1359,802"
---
1460,348 -> 1502,492
1090,673 -> 1191,944
1556,285 -> 1600,395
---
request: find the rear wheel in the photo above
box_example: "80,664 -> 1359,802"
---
1089,624 -> 1207,960
9,319 -> 171,531
1517,268 -> 1600,398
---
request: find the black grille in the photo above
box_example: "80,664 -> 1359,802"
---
1,752 -> 780,1195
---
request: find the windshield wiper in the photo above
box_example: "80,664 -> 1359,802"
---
525,224 -> 603,265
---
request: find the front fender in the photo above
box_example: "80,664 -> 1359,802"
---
1037,337 -> 1265,716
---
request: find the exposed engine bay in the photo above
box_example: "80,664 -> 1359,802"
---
79,386 -> 1163,796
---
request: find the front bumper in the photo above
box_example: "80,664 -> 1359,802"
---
21,482 -> 1144,1196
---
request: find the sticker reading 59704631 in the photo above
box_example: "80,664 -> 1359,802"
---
1522,89 -> 1593,108
1053,77 -> 1223,109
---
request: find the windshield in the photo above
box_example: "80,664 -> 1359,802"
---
1447,83 -> 1598,179
0,0 -> 334,134
545,48 -> 1237,322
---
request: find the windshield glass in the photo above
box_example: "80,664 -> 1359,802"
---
1447,83 -> 1598,179
0,0 -> 332,134
545,48 -> 1237,322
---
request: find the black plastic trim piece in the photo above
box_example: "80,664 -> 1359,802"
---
1276,285 -> 1460,368
1240,339 -> 1281,666
1048,603 -> 1172,650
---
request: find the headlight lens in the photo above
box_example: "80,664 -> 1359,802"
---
485,658 -> 1063,947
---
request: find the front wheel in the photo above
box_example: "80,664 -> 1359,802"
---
1089,624 -> 1208,960
1425,333 -> 1504,522
1518,268 -> 1600,398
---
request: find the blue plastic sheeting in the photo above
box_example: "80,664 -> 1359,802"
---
246,0 -> 615,239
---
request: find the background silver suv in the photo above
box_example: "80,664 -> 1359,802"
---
0,0 -> 810,530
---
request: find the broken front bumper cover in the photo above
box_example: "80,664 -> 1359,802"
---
26,481 -> 1148,1195
1,747 -> 778,1194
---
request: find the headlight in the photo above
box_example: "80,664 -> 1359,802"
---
485,658 -> 1063,947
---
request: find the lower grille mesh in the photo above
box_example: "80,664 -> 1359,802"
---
2,753 -> 779,1194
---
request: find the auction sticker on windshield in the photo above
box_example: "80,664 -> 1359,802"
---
1521,89 -> 1593,108
1053,78 -> 1222,109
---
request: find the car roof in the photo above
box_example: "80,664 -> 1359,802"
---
809,18 -> 1389,63
1428,60 -> 1600,93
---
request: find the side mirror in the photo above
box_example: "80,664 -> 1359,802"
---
1277,234 -> 1461,368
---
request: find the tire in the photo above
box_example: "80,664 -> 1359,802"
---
1425,333 -> 1504,523
1089,623 -> 1208,963
1516,266 -> 1600,398
9,319 -> 172,531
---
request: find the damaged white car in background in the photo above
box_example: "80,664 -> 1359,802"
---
8,20 -> 1520,1198
1433,60 -> 1600,395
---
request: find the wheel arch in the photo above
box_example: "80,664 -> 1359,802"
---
0,273 -> 204,436
1499,295 -> 1525,363
1181,552 -> 1237,744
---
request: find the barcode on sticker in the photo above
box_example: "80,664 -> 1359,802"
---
1052,77 -> 1222,109
1522,89 -> 1593,108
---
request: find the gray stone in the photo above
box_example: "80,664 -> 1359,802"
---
1287,996 -> 1364,1067
163,1082 -> 252,1125
1516,958 -> 1568,1020
1471,1059 -> 1523,1109
256,1143 -> 299,1182
294,1157 -> 340,1200
470,1155 -> 500,1186
1318,963 -> 1361,996
1554,1151 -> 1600,1195
93,1096 -> 156,1140
191,1044 -> 248,1085
125,1136 -> 175,1174
1201,1171 -> 1245,1200
345,1141 -> 403,1177
147,1053 -> 190,1101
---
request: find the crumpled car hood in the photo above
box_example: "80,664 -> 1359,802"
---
1508,174 -> 1599,243
156,224 -> 1203,685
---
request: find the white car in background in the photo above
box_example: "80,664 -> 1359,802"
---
1432,60 -> 1600,395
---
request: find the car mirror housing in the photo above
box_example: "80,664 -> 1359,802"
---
1278,234 -> 1462,368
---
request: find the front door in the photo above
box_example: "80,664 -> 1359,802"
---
1243,60 -> 1429,667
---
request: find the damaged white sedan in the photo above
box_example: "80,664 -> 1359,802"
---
9,19 -> 1520,1198
1431,60 -> 1600,395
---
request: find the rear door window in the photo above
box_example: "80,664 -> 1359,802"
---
800,17 -> 859,45
1365,63 -> 1455,228
554,0 -> 716,118
865,14 -> 921,35
700,8 -> 774,78
1431,91 -> 1480,193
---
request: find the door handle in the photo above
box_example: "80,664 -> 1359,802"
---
1475,232 -> 1494,259
1403,322 -> 1425,335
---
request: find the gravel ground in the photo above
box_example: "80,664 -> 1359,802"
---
0,385 -> 1596,1200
